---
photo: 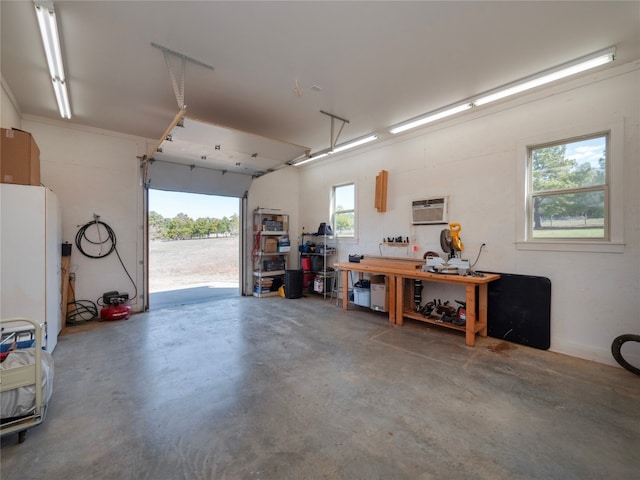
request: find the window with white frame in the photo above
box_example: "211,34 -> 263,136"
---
527,133 -> 609,240
332,183 -> 355,238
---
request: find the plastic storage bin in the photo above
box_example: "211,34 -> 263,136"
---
370,275 -> 388,312
353,287 -> 371,307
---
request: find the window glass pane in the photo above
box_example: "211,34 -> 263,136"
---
335,184 -> 355,210
335,211 -> 354,237
532,136 -> 607,193
531,190 -> 605,239
333,183 -> 355,238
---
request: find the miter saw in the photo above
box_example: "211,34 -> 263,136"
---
423,223 -> 469,274
422,222 -> 468,274
440,222 -> 464,260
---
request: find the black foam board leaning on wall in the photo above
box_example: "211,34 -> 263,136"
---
480,272 -> 552,350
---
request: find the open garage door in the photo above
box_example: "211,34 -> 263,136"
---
146,189 -> 243,309
143,110 -> 309,196
146,161 -> 253,198
141,110 -> 309,309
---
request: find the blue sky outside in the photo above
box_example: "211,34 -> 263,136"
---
149,189 -> 240,220
565,136 -> 606,170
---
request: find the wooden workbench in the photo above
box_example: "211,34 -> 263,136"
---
334,259 -> 500,346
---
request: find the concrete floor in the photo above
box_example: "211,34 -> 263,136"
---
149,285 -> 240,310
1,294 -> 638,479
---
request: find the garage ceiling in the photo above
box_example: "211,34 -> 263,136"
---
2,1 -> 639,173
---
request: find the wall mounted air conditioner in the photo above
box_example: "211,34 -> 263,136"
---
411,196 -> 448,225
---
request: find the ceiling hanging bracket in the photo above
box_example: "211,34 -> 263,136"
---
166,54 -> 186,109
320,110 -> 350,150
151,42 -> 215,109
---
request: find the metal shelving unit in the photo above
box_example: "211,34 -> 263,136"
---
299,231 -> 337,298
252,208 -> 290,298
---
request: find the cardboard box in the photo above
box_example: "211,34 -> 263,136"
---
314,275 -> 332,294
264,238 -> 278,253
1,128 -> 40,186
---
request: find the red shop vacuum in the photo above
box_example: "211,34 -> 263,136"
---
100,291 -> 132,321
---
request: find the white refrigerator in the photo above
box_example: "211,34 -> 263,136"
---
1,184 -> 62,351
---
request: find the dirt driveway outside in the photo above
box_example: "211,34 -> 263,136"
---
149,236 -> 239,292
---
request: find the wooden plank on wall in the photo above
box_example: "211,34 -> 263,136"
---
380,169 -> 388,212
375,170 -> 388,212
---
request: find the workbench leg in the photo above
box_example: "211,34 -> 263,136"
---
465,284 -> 476,346
395,277 -> 404,326
342,269 -> 349,310
388,275 -> 396,324
478,283 -> 488,338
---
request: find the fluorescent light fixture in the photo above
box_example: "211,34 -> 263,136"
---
389,103 -> 472,135
474,47 -> 615,106
34,1 -> 71,118
332,134 -> 378,153
295,134 -> 378,166
389,46 -> 615,135
294,152 -> 329,167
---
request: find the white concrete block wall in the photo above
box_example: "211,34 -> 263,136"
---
2,61 -> 638,367
281,64 -> 640,367
19,118 -> 148,313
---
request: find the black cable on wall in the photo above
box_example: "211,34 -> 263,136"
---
75,216 -> 138,301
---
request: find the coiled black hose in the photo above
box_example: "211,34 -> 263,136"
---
75,218 -> 137,300
75,220 -> 116,259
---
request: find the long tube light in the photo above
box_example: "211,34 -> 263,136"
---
389,103 -> 472,135
474,47 -> 616,106
34,1 -> 71,118
294,152 -> 329,167
332,134 -> 378,153
389,46 -> 615,135
295,134 -> 378,166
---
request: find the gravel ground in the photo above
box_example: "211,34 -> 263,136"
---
149,236 -> 239,292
